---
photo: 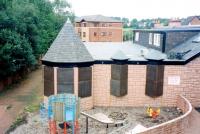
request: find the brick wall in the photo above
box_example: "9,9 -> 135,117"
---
89,28 -> 123,42
43,56 -> 200,110
75,22 -> 123,42
190,17 -> 200,25
91,56 -> 200,107
139,95 -> 192,134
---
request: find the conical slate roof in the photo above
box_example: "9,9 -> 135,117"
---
111,50 -> 129,60
42,21 -> 93,64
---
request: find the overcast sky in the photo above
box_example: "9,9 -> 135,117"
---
68,0 -> 200,20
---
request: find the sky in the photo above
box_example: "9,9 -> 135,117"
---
67,0 -> 200,20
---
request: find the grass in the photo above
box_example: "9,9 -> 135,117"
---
123,28 -> 134,31
24,104 -> 40,113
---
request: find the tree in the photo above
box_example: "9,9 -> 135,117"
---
130,19 -> 139,29
0,0 -> 73,78
122,18 -> 129,28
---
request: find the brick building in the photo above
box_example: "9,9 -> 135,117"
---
168,19 -> 182,27
42,21 -> 200,111
75,15 -> 123,42
182,16 -> 200,26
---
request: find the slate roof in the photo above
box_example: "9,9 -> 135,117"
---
75,15 -> 122,23
168,33 -> 200,61
42,22 -> 200,66
42,21 -> 93,63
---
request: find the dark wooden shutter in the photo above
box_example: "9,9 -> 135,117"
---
57,68 -> 74,94
78,67 -> 92,98
44,66 -> 54,96
111,64 -> 128,97
145,64 -> 164,97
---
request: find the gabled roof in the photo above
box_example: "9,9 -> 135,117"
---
182,16 -> 200,25
42,21 -> 93,64
75,15 -> 122,23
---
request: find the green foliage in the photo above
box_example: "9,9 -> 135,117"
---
0,0 -> 73,78
130,19 -> 139,29
123,28 -> 133,41
122,17 -> 129,28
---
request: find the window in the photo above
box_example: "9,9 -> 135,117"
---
153,33 -> 161,47
111,64 -> 128,97
101,32 -> 107,36
57,68 -> 74,94
94,23 -> 98,27
102,23 -> 107,27
109,32 -> 112,36
109,24 -> 112,27
94,32 -> 97,36
78,67 -> 92,98
149,33 -> 153,45
83,23 -> 86,27
83,32 -> 86,37
145,64 -> 164,97
135,32 -> 139,41
44,66 -> 54,96
78,32 -> 81,37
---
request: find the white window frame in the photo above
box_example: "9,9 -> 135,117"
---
149,33 -> 153,45
153,33 -> 161,47
135,32 -> 139,41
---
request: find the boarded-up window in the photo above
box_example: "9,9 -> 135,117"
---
57,68 -> 74,94
111,64 -> 128,97
44,66 -> 54,96
145,64 -> 164,97
78,67 -> 92,98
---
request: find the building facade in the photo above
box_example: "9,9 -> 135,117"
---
75,15 -> 123,42
168,19 -> 182,27
182,16 -> 200,26
42,21 -> 200,111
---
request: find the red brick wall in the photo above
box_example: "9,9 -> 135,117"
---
44,57 -> 200,110
190,17 -> 200,25
89,28 -> 123,42
91,57 -> 200,107
75,22 -> 123,42
139,95 -> 192,134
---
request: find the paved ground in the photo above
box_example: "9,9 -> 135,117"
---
0,68 -> 43,133
184,109 -> 200,134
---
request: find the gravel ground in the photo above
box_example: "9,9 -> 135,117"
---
11,107 -> 183,134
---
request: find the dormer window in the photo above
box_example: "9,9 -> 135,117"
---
135,32 -> 139,41
153,33 -> 161,47
149,33 -> 153,45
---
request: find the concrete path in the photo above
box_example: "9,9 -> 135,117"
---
0,68 -> 43,133
184,109 -> 200,134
